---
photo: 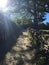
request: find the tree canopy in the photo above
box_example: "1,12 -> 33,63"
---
7,0 -> 49,30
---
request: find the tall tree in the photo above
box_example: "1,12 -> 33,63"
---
8,0 -> 49,49
8,0 -> 49,29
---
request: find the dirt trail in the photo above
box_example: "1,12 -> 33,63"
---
3,31 -> 36,65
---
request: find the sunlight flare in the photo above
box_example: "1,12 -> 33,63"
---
0,0 -> 8,8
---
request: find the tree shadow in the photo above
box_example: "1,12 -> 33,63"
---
0,21 -> 22,62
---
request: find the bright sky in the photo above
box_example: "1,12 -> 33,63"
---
44,13 -> 49,23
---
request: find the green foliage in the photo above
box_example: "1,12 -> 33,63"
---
8,0 -> 49,30
13,17 -> 33,26
7,0 -> 49,31
20,18 -> 32,25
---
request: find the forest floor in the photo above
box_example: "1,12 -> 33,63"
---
1,30 -> 36,65
0,26 -> 49,65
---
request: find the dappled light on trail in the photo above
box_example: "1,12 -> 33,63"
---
2,30 -> 36,65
